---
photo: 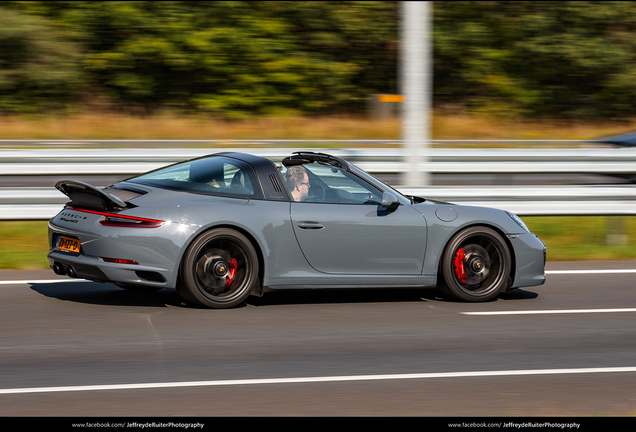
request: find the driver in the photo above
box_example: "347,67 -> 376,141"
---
284,165 -> 311,202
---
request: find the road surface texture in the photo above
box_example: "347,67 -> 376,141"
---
0,261 -> 635,417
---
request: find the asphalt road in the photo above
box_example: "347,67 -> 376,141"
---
1,261 -> 636,418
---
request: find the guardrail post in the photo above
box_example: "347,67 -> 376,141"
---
606,216 -> 628,246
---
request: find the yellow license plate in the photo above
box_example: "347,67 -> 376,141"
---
56,236 -> 80,253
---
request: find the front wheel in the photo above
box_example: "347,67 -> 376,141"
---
439,227 -> 511,302
178,228 -> 260,308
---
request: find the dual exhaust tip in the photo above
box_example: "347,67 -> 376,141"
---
52,262 -> 77,278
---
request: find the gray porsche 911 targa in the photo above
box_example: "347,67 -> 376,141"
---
48,151 -> 546,308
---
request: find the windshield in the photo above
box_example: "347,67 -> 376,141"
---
346,163 -> 411,202
270,155 -> 411,204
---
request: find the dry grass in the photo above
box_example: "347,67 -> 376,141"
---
0,112 -> 400,141
431,113 -> 636,141
2,111 -> 636,142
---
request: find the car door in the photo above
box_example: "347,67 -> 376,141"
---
287,163 -> 427,275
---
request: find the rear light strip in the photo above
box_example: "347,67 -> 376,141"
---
101,257 -> 139,265
65,206 -> 165,228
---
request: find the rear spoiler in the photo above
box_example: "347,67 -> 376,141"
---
282,151 -> 349,170
55,180 -> 127,211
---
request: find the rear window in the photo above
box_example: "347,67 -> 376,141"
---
128,156 -> 261,198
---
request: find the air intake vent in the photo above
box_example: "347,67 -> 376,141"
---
136,270 -> 166,283
269,174 -> 283,193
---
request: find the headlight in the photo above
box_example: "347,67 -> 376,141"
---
506,211 -> 530,233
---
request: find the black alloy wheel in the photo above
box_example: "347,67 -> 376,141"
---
439,226 -> 511,302
179,228 -> 259,308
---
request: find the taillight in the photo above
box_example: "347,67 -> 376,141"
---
101,257 -> 139,265
65,206 -> 165,228
100,215 -> 164,228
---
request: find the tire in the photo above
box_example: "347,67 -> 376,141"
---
178,228 -> 260,308
439,226 -> 511,302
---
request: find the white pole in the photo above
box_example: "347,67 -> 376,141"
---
401,1 -> 431,187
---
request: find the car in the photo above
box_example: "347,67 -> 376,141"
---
48,151 -> 546,308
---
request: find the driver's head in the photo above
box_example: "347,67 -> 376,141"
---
285,165 -> 310,201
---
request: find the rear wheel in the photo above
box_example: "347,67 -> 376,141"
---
178,228 -> 259,308
439,226 -> 511,302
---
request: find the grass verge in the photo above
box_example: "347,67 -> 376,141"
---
0,221 -> 50,270
1,217 -> 635,271
2,111 -> 636,142
524,216 -> 636,261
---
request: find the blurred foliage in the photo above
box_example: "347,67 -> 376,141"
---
5,2 -> 636,119
0,8 -> 83,112
1,1 -> 398,118
434,1 -> 636,118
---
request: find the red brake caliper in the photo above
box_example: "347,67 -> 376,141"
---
225,259 -> 237,287
453,248 -> 466,284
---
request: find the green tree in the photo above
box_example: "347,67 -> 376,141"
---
6,1 -> 398,118
15,1 -> 636,119
434,1 -> 636,118
0,7 -> 83,112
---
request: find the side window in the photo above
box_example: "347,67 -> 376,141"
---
281,162 -> 383,204
130,156 -> 256,197
189,159 -> 255,196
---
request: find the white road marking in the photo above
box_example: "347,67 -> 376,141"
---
3,271 -> 635,319
462,308 -> 636,316
1,268 -> 635,285
0,279 -> 86,285
546,269 -> 636,274
1,271 -> 635,395
1,366 -> 636,395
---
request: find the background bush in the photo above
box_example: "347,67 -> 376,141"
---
4,1 -> 636,119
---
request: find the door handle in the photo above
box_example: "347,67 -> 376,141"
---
297,222 -> 324,230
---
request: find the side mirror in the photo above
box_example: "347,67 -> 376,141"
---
381,192 -> 400,211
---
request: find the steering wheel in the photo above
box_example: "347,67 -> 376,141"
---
308,183 -> 325,202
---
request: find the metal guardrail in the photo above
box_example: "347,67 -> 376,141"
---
2,186 -> 636,219
2,144 -> 636,219
3,146 -> 636,175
